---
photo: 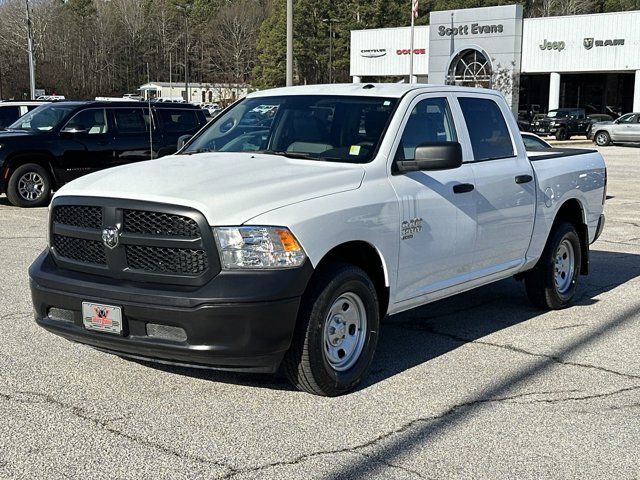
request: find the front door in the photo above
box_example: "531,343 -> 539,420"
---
390,94 -> 477,302
456,95 -> 536,274
613,113 -> 640,141
58,108 -> 114,182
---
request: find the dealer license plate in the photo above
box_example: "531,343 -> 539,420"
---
82,302 -> 123,335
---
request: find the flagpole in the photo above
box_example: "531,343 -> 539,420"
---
409,0 -> 416,84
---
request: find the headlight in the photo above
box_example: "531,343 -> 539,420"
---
213,226 -> 306,269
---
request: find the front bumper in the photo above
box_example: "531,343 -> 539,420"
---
29,250 -> 313,373
531,125 -> 557,136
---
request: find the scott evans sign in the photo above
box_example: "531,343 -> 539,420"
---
360,49 -> 387,58
583,38 -> 624,50
438,23 -> 504,36
539,39 -> 565,51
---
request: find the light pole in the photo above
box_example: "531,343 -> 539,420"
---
176,3 -> 192,102
286,0 -> 293,86
25,0 -> 36,99
322,18 -> 340,84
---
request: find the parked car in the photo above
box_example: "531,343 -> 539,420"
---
521,132 -> 552,149
0,101 -> 48,129
531,108 -> 593,140
0,101 -> 207,207
29,84 -> 606,396
585,114 -> 614,138
589,112 -> 640,146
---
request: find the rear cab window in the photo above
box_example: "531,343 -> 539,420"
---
0,106 -> 22,128
458,97 -> 514,161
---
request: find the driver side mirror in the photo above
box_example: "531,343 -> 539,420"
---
396,142 -> 463,173
177,134 -> 192,150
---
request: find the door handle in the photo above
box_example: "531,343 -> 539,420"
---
515,174 -> 533,184
453,183 -> 474,194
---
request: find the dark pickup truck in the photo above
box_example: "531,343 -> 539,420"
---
0,101 -> 207,207
531,108 -> 591,140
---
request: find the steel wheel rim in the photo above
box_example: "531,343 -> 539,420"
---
17,172 -> 45,201
322,292 -> 367,372
596,133 -> 607,145
554,239 -> 575,295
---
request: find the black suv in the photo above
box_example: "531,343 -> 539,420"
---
0,101 -> 207,207
531,108 -> 590,140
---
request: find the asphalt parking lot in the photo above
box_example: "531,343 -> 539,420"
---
1,146 -> 638,479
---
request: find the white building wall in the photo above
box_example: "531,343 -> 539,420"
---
521,11 -> 640,73
350,27 -> 430,78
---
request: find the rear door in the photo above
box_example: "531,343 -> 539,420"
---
110,107 -> 156,164
455,94 -> 536,274
389,94 -> 477,301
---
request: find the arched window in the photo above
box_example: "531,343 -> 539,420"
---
447,49 -> 492,88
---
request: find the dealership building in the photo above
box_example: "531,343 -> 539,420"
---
350,5 -> 640,115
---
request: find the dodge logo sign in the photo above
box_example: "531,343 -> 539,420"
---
583,38 -> 594,50
102,226 -> 119,249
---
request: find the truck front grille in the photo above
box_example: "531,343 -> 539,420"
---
53,205 -> 102,230
125,245 -> 208,275
53,235 -> 106,265
123,210 -> 200,238
50,199 -> 219,285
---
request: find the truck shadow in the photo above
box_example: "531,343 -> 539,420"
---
142,248 -> 640,392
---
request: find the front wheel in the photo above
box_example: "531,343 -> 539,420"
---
524,222 -> 582,310
595,131 -> 611,146
6,163 -> 52,207
283,263 -> 380,396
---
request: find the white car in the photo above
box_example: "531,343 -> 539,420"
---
30,84 -> 606,395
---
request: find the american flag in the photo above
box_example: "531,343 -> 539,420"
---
412,0 -> 419,18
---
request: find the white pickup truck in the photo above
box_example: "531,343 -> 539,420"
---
30,84 -> 606,396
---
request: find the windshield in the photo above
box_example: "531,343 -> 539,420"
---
8,104 -> 75,131
182,95 -> 398,163
546,110 -> 571,119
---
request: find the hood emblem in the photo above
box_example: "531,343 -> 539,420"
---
102,226 -> 120,249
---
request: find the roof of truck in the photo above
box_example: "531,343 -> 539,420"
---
247,83 -> 503,99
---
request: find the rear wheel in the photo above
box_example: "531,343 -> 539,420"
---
6,163 -> 52,208
595,131 -> 611,146
283,263 -> 379,396
524,222 -> 582,310
555,128 -> 568,141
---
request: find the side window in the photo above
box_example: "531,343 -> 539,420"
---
0,106 -> 21,127
62,109 -> 108,134
157,109 -> 200,133
113,108 -> 148,134
396,97 -> 457,161
458,97 -> 514,161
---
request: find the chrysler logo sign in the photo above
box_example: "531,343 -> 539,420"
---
584,37 -> 624,50
360,49 -> 387,58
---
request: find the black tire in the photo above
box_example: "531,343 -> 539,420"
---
6,163 -> 52,208
595,131 -> 611,146
555,128 -> 568,141
524,222 -> 582,310
283,263 -> 380,396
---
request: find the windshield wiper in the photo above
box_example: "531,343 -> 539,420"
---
180,148 -> 215,155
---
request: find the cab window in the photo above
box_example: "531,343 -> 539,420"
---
458,97 -> 514,161
395,97 -> 457,161
62,109 -> 109,134
112,108 -> 148,134
157,109 -> 200,133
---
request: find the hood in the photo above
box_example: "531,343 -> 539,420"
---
54,152 -> 366,225
0,129 -> 38,139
